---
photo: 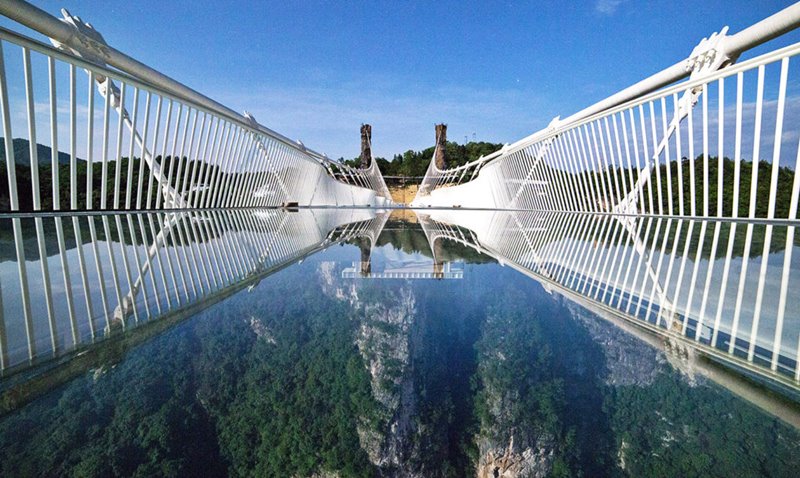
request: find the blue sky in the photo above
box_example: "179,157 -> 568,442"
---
5,0 -> 800,160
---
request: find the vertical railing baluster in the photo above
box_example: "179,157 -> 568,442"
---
99,76 -> 112,209
54,217 -> 77,344
48,57 -> 59,210
145,95 -> 162,209
178,110 -> 201,206
86,72 -> 95,210
69,64 -> 76,209
124,88 -> 140,209
112,82 -> 126,209
71,216 -> 96,339
87,216 -> 111,330
138,213 -> 164,314
13,218 -> 35,359
0,41 -> 19,211
125,213 -> 151,319
35,217 -> 58,354
23,47 -> 41,210
170,108 -> 191,208
113,215 -> 140,323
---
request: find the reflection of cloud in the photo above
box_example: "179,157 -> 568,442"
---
595,0 -> 627,15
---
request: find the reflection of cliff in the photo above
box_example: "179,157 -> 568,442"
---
355,288 -> 417,471
472,289 -> 563,478
318,261 -> 419,474
423,208 -> 800,431
555,294 -> 800,476
375,220 -> 493,264
564,302 -> 665,387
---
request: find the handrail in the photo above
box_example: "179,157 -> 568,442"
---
417,2 -> 800,197
0,1 -> 392,209
505,2 -> 800,158
0,0 -> 330,163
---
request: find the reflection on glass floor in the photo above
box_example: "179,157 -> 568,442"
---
341,221 -> 464,279
420,210 -> 800,382
0,207 -> 799,429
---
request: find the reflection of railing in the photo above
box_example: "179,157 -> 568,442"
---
0,208 -> 386,388
342,262 -> 463,279
0,1 -> 390,211
414,5 -> 800,218
419,209 -> 800,403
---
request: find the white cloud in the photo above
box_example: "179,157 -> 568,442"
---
595,0 -> 627,15
212,77 -> 551,160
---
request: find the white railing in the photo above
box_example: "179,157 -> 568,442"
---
0,1 -> 391,211
413,3 -> 800,219
321,149 -> 393,204
416,141 -> 501,197
419,209 -> 800,405
0,208 -> 387,380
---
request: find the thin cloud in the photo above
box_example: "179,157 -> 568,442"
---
214,79 -> 552,160
595,0 -> 627,15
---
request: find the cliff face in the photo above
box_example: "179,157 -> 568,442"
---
317,261 -> 420,474
471,301 -> 562,478
564,302 -> 664,387
354,288 -> 417,471
476,435 -> 554,478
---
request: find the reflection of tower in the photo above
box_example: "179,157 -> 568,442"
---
358,238 -> 372,275
433,238 -> 445,280
360,124 -> 372,169
435,124 -> 447,170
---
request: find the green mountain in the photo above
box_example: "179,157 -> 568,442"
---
0,137 -> 74,167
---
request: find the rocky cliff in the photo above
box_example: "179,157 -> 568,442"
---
318,261 -> 421,475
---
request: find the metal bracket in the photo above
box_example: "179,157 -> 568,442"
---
50,9 -> 111,69
613,28 -> 743,217
48,9 -> 126,113
243,111 -> 259,128
685,26 -> 739,80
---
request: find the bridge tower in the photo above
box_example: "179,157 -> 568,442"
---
360,124 -> 372,168
358,237 -> 372,275
435,124 -> 447,170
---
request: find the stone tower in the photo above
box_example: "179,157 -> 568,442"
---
435,123 -> 447,170
360,124 -> 372,169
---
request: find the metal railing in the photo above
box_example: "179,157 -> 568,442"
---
413,3 -> 800,219
0,1 -> 391,211
418,209 -> 800,425
0,208 -> 387,384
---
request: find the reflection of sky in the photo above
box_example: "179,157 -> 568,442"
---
0,208 -> 353,370
0,220 -> 439,370
2,206 -> 799,426
0,238 -> 204,367
371,244 -> 433,272
372,213 -> 800,371
425,207 -> 800,379
511,234 -> 800,364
